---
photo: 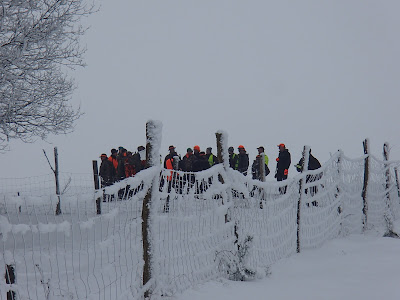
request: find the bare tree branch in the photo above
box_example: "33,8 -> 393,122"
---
0,0 -> 96,150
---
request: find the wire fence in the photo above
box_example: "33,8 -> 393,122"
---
1,140 -> 400,299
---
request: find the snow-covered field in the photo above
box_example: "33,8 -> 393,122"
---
175,222 -> 400,300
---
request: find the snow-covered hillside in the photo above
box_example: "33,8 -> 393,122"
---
176,222 -> 400,300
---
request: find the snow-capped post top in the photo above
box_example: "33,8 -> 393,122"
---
303,145 -> 311,172
145,120 -> 162,168
363,138 -> 370,155
216,130 -> 229,170
383,142 -> 389,161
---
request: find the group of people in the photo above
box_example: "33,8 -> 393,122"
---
230,143 -> 292,182
99,146 -> 146,187
99,143 -> 322,188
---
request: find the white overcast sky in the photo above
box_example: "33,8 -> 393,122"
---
2,0 -> 400,178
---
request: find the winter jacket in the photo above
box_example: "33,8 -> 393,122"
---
229,153 -> 239,170
296,153 -> 322,183
108,155 -> 118,172
206,153 -> 219,167
164,152 -> 180,170
238,152 -> 249,175
252,154 -> 270,180
192,153 -> 210,172
116,153 -> 127,180
100,159 -> 116,187
296,154 -> 321,172
275,149 -> 291,181
180,153 -> 195,172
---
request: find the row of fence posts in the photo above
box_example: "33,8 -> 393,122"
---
4,124 -> 400,300
88,122 -> 400,298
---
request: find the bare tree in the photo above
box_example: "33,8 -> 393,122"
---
0,0 -> 95,150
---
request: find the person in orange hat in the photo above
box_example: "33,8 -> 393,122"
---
275,143 -> 291,182
237,145 -> 249,176
193,145 -> 200,153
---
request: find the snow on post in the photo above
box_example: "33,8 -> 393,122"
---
142,120 -> 163,298
362,138 -> 370,231
216,130 -> 229,171
145,120 -> 162,168
297,145 -> 310,253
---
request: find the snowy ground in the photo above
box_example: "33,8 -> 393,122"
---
174,222 -> 400,300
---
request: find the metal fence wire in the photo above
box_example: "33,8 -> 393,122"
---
1,147 -> 400,299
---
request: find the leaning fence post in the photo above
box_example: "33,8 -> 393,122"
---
54,147 -> 62,215
297,145 -> 310,253
142,120 -> 162,299
92,160 -> 101,214
5,264 -> 16,300
382,143 -> 399,238
361,139 -> 370,231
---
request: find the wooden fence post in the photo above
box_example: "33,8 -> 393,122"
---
394,167 -> 400,199
142,120 -> 161,299
216,131 -> 230,223
297,145 -> 310,253
361,139 -> 370,231
383,143 -> 399,238
215,132 -> 225,184
5,264 -> 16,300
54,147 -> 61,215
92,160 -> 101,215
259,152 -> 266,183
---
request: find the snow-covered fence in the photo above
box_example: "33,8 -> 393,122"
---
1,128 -> 400,299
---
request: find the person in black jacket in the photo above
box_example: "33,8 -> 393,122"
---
99,154 -> 116,187
275,143 -> 291,181
296,149 -> 322,202
275,143 -> 291,194
296,149 -> 321,173
193,150 -> 210,172
237,145 -> 249,176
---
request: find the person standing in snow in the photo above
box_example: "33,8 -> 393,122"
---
132,145 -> 146,174
206,147 -> 219,167
296,148 -> 322,201
228,146 -> 239,170
237,145 -> 249,176
275,143 -> 291,181
99,154 -> 116,187
275,143 -> 291,194
192,146 -> 210,172
116,148 -> 128,180
108,148 -> 118,175
252,146 -> 270,180
180,148 -> 195,172
164,145 -> 180,171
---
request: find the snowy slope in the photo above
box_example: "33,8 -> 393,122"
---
174,223 -> 400,300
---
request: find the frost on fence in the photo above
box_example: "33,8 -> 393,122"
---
153,165 -> 234,296
1,148 -> 400,299
227,169 -> 298,272
0,170 -> 154,300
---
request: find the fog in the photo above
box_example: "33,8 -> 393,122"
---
2,1 -> 400,178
